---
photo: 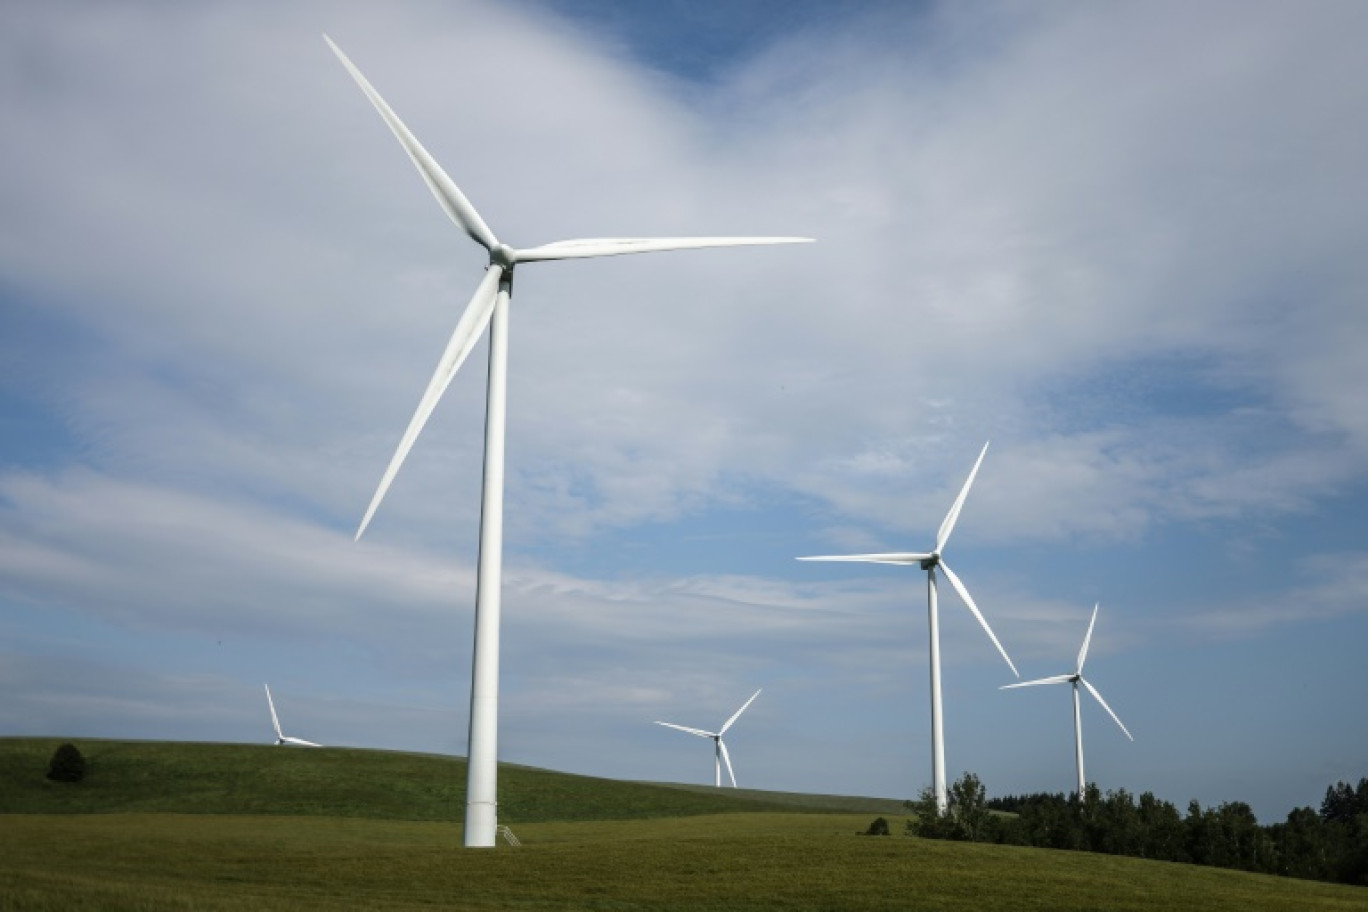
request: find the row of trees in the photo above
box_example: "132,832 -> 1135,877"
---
903,773 -> 1368,887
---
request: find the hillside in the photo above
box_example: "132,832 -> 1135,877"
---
3,738 -> 1365,911
0,737 -> 903,821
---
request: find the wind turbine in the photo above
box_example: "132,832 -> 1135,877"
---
264,684 -> 322,748
798,441 -> 1017,815
655,689 -> 762,787
324,37 -> 810,848
1001,603 -> 1132,796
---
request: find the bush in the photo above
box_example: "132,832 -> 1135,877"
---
46,743 -> 86,783
863,816 -> 891,836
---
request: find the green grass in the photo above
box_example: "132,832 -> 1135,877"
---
0,737 -> 860,822
2,738 -> 1365,911
3,813 -> 1365,911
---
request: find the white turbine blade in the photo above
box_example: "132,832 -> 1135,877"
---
797,552 -> 933,565
324,35 -> 498,251
1000,674 -> 1074,690
1081,677 -> 1134,741
935,441 -> 990,554
513,236 -> 812,262
939,559 -> 1019,677
718,738 -> 738,788
355,265 -> 504,540
264,684 -> 283,739
654,721 -> 718,740
719,689 -> 762,736
1077,602 -> 1101,674
283,732 -> 322,749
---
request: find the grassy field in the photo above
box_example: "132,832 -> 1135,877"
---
2,738 -> 1365,911
0,737 -> 903,820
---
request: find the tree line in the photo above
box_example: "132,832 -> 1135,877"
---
899,773 -> 1368,887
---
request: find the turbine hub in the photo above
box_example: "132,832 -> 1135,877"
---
490,244 -> 517,268
920,553 -> 940,570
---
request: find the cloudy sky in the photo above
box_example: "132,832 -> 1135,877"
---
2,0 -> 1366,822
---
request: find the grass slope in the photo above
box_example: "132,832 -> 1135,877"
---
3,738 -> 1364,911
0,737 -> 888,821
3,813 -> 1366,912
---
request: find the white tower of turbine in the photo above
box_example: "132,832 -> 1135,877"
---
325,37 -> 810,847
799,442 -> 1017,814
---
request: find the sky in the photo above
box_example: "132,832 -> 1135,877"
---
1,0 -> 1366,824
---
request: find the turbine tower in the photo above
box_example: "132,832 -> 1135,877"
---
265,684 -> 322,748
324,37 -> 810,847
655,689 -> 762,787
1001,603 -> 1132,796
798,441 -> 1017,815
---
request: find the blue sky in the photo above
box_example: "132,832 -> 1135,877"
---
2,0 -> 1367,823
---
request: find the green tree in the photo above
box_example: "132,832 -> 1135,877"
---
46,743 -> 86,783
1272,806 -> 1329,880
905,773 -> 997,842
1136,791 -> 1186,862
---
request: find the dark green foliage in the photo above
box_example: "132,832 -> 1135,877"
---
905,772 -> 1004,842
44,743 -> 85,783
926,772 -> 1368,889
1317,778 -> 1368,885
863,816 -> 890,835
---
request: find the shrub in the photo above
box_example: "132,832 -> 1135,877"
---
46,743 -> 86,783
864,816 -> 891,836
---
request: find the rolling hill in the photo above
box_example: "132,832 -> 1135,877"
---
1,737 -> 1363,911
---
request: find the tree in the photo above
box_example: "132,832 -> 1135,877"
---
1272,806 -> 1329,881
906,772 -> 996,842
46,743 -> 86,783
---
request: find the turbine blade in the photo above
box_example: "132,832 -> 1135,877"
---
1077,602 -> 1100,674
935,441 -> 990,554
264,684 -> 283,739
718,738 -> 738,788
940,559 -> 1019,677
513,236 -> 812,262
1000,674 -> 1074,690
324,35 -> 498,251
355,265 -> 504,540
797,552 -> 933,565
654,721 -> 717,739
719,689 -> 762,735
1081,677 -> 1134,741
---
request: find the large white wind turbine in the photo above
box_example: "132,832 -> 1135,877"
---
1001,603 -> 1132,796
325,37 -> 810,848
264,684 -> 322,748
655,689 -> 762,788
798,441 -> 1017,815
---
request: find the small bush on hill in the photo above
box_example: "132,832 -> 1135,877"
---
46,743 -> 86,783
863,816 -> 890,836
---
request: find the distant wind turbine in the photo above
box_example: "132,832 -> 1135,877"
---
1001,603 -> 1132,796
799,441 -> 1017,815
264,684 -> 322,748
655,689 -> 762,787
324,36 -> 810,847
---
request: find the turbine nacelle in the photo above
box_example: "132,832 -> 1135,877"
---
489,244 -> 517,268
